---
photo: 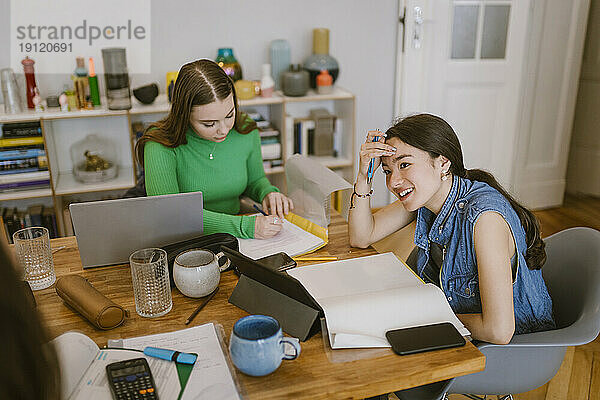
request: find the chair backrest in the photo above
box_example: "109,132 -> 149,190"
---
541,227 -> 600,329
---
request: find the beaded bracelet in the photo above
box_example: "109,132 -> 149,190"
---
349,185 -> 373,210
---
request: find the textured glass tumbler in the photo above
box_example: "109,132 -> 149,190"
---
129,248 -> 172,318
13,227 -> 56,290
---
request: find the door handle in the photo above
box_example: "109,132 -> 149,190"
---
413,6 -> 423,49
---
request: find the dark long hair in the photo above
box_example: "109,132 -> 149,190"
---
386,113 -> 546,270
135,59 -> 256,166
0,242 -> 61,399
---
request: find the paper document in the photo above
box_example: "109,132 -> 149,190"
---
238,212 -> 327,259
288,252 -> 470,349
109,323 -> 241,400
51,331 -> 180,400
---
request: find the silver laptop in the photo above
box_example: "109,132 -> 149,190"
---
70,192 -> 203,268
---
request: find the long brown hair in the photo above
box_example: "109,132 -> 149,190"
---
0,241 -> 61,399
386,113 -> 546,270
135,59 -> 256,165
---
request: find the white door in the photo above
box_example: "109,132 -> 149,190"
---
395,0 -> 530,191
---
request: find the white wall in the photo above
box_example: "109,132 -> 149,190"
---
0,0 -> 399,206
566,0 -> 600,196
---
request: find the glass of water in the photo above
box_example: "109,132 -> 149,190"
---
13,227 -> 56,290
129,248 -> 172,318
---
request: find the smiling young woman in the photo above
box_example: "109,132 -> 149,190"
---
135,59 -> 293,239
348,114 -> 555,345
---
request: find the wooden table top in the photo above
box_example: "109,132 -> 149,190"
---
35,213 -> 485,399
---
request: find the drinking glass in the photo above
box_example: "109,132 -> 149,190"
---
13,227 -> 56,290
129,248 -> 172,318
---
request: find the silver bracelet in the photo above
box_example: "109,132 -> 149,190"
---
349,184 -> 373,209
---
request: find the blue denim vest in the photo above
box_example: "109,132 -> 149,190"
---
413,176 -> 555,334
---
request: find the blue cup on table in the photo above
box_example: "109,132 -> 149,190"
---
229,315 -> 301,376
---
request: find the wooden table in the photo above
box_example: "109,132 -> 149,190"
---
35,214 -> 485,399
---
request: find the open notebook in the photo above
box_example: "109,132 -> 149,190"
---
288,252 -> 470,349
238,212 -> 327,259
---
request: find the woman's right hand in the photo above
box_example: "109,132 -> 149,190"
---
254,215 -> 283,239
358,130 -> 396,178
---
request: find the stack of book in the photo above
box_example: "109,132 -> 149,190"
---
1,204 -> 58,242
292,109 -> 340,158
0,122 -> 50,192
246,110 -> 282,170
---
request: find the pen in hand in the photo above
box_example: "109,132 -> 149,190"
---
252,204 -> 268,216
366,131 -> 381,184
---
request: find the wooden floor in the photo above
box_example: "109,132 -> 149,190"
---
447,194 -> 600,400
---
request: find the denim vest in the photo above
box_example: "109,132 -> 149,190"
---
413,176 -> 555,334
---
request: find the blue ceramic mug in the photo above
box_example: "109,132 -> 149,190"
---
229,315 -> 301,376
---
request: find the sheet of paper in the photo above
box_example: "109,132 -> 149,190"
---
287,252 -> 423,298
113,323 -> 241,400
238,215 -> 325,259
68,349 -> 180,400
52,332 -> 100,400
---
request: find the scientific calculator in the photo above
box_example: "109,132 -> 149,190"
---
106,358 -> 158,400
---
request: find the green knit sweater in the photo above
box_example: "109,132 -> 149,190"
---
144,127 -> 279,238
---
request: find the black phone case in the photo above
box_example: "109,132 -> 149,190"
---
385,322 -> 466,355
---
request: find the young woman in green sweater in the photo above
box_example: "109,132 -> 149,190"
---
136,59 -> 293,239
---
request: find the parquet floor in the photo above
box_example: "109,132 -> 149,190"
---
448,194 -> 600,400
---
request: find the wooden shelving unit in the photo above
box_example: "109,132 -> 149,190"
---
0,87 -> 356,236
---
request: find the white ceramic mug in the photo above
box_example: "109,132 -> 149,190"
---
173,249 -> 230,298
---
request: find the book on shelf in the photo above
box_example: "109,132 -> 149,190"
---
261,143 -> 281,160
0,179 -> 50,191
293,114 -> 340,158
42,207 -> 58,238
1,205 -> 57,241
287,252 -> 470,349
0,136 -> 44,148
0,121 -> 42,138
293,118 -> 314,156
0,170 -> 50,184
27,204 -> 43,226
259,127 -> 280,137
0,155 -> 48,171
0,146 -> 46,161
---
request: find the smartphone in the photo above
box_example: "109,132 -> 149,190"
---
257,252 -> 297,272
385,322 -> 466,355
106,358 -> 158,399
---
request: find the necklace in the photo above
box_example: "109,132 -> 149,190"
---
209,142 -> 217,160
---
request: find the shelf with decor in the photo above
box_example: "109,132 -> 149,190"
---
0,86 -> 356,237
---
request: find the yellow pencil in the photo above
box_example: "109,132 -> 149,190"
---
293,256 -> 338,261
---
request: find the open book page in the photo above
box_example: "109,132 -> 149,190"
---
51,332 -> 99,399
109,323 -> 241,400
238,213 -> 326,259
287,253 -> 423,298
321,285 -> 470,348
288,252 -> 469,349
65,348 -> 179,400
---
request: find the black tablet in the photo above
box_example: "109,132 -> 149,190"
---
385,322 -> 466,355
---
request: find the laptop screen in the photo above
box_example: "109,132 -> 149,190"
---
70,192 -> 203,268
